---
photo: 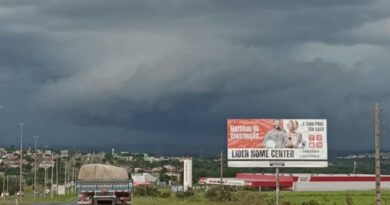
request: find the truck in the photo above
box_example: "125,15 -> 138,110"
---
76,164 -> 132,205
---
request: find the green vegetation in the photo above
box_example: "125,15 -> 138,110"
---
1,186 -> 390,205
0,194 -> 76,204
133,186 -> 162,197
175,188 -> 195,199
133,190 -> 390,205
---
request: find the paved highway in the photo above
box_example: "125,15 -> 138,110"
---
35,200 -> 121,205
34,202 -> 75,205
3,201 -> 76,205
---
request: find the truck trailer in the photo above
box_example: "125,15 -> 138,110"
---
76,164 -> 132,205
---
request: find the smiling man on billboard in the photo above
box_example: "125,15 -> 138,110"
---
264,119 -> 288,148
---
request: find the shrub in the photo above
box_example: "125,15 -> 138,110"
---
302,200 -> 320,205
346,194 -> 354,205
205,186 -> 235,201
133,186 -> 160,197
159,192 -> 171,198
175,192 -> 186,199
233,190 -> 266,205
175,188 -> 195,199
243,186 -> 259,191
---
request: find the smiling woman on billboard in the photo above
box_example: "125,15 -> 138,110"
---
285,120 -> 303,149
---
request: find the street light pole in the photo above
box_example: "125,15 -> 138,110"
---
6,176 -> 8,193
56,159 -> 58,198
44,167 -> 47,198
0,107 -> 3,200
33,136 -> 39,200
1,173 -> 5,201
17,123 -> 25,198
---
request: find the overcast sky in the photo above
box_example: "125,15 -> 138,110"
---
1,0 -> 390,154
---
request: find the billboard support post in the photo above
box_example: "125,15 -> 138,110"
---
220,151 -> 223,187
275,167 -> 280,205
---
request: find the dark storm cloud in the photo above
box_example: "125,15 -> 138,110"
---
1,0 -> 390,151
28,0 -> 388,46
33,44 -> 390,149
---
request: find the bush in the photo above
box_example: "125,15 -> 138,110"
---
346,194 -> 354,205
233,190 -> 266,205
302,200 -> 320,205
243,186 -> 259,191
175,192 -> 186,199
175,188 -> 195,199
160,192 -> 171,198
205,186 -> 235,201
133,186 -> 160,197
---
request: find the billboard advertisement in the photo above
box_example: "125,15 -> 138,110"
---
227,119 -> 327,168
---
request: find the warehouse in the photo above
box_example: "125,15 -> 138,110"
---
199,173 -> 390,191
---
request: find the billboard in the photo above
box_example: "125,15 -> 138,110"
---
227,119 -> 327,168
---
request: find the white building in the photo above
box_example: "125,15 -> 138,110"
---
131,173 -> 158,186
60,150 -> 69,158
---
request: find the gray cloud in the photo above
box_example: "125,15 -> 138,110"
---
1,0 -> 390,152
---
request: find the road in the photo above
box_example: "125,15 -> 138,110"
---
31,202 -> 75,205
3,201 -> 76,205
5,201 -> 120,205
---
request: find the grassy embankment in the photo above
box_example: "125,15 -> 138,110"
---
3,189 -> 390,205
133,190 -> 390,205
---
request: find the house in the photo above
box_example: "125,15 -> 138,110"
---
151,167 -> 163,173
163,165 -> 176,172
60,150 -> 69,158
0,148 -> 7,155
131,173 -> 158,186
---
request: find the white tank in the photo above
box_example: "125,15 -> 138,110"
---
183,158 -> 193,191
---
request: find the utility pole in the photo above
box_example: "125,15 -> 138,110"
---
375,103 -> 381,205
220,151 -> 223,186
33,136 -> 39,200
56,159 -> 58,198
51,154 -> 54,199
17,123 -> 24,198
44,167 -> 47,198
72,167 -> 75,194
64,161 -> 67,194
67,164 -> 70,187
1,173 -> 5,201
6,176 -> 8,193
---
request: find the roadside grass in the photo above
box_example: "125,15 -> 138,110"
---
133,190 -> 390,205
3,189 -> 390,204
279,191 -> 390,205
1,194 -> 76,204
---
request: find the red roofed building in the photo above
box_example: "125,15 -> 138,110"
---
199,173 -> 390,191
